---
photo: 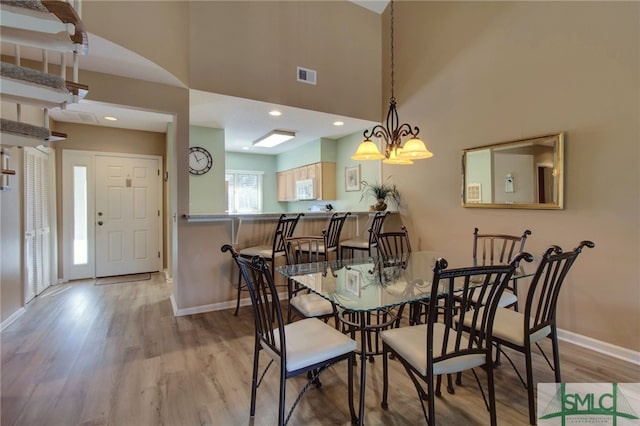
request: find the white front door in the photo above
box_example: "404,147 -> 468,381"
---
95,155 -> 161,277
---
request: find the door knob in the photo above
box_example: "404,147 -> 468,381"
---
98,221 -> 103,226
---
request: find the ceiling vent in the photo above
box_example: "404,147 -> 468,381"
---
77,112 -> 99,124
61,111 -> 98,124
297,66 -> 317,85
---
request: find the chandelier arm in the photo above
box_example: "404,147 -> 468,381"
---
395,123 -> 420,140
363,125 -> 391,144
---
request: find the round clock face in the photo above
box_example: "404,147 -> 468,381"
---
189,146 -> 213,175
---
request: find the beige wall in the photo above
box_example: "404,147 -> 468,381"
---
82,1 -> 190,86
384,1 -> 639,350
188,1 -> 381,120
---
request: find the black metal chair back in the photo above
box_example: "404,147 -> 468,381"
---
473,227 -> 532,265
224,245 -> 285,356
367,211 -> 389,250
374,225 -> 412,266
524,240 -> 594,339
322,212 -> 351,253
272,213 -> 304,256
283,235 -> 325,267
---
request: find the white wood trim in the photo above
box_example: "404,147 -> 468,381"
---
171,292 -> 287,317
558,328 -> 640,366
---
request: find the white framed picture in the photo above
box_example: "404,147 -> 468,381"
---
345,165 -> 360,192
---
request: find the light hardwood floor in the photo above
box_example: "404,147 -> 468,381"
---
2,274 -> 638,425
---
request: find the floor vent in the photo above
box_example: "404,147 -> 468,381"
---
297,66 -> 317,85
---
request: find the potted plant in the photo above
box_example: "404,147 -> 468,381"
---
360,178 -> 401,211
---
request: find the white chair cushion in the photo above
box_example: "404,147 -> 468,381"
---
340,239 -> 369,250
261,318 -> 357,372
290,293 -> 335,317
491,308 -> 551,346
470,289 -> 518,308
381,323 -> 486,376
239,245 -> 285,259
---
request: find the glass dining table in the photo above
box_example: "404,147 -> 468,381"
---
277,250 -> 533,425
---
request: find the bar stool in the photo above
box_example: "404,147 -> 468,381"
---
234,213 -> 303,316
339,211 -> 388,260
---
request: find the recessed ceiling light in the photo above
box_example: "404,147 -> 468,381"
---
104,116 -> 118,121
242,147 -> 250,150
333,121 -> 344,126
269,110 -> 282,117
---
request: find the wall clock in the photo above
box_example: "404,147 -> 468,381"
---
189,146 -> 213,175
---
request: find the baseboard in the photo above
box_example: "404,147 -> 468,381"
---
1,307 -> 26,332
171,292 -> 287,317
558,328 -> 640,366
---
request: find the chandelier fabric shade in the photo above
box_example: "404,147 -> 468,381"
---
351,0 -> 434,165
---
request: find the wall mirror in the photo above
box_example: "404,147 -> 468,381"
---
462,132 -> 564,209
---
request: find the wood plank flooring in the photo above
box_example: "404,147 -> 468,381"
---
2,275 -> 638,425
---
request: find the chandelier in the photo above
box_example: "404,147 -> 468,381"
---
352,0 -> 433,165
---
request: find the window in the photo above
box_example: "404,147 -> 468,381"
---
225,170 -> 263,213
73,165 -> 88,265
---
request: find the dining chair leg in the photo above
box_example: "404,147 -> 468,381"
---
487,362 -> 498,426
234,267 -> 243,316
381,345 -> 389,409
278,365 -> 286,426
551,327 -> 562,382
525,345 -> 536,425
348,354 -> 358,423
250,342 -> 260,416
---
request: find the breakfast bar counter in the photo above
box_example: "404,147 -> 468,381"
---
175,211 -> 403,316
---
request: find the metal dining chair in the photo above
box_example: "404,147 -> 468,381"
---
479,240 -> 594,424
297,212 -> 351,261
221,245 -> 358,426
283,234 -> 338,326
380,252 -> 534,426
473,227 -> 532,310
341,226 -> 412,361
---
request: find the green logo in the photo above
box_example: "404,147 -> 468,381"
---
539,383 -> 639,425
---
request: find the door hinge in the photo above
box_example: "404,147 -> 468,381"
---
158,251 -> 161,258
158,210 -> 160,217
157,169 -> 160,176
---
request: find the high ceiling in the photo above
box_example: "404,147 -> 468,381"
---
40,1 -> 388,155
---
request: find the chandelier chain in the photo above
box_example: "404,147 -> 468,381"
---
390,0 -> 395,102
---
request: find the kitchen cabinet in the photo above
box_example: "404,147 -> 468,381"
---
277,162 -> 336,201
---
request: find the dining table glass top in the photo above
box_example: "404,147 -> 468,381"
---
276,250 -> 533,312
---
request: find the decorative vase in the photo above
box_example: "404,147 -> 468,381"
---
374,199 -> 387,211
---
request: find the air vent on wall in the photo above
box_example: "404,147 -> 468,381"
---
297,66 -> 317,85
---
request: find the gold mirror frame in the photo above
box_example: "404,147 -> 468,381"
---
462,132 -> 564,209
